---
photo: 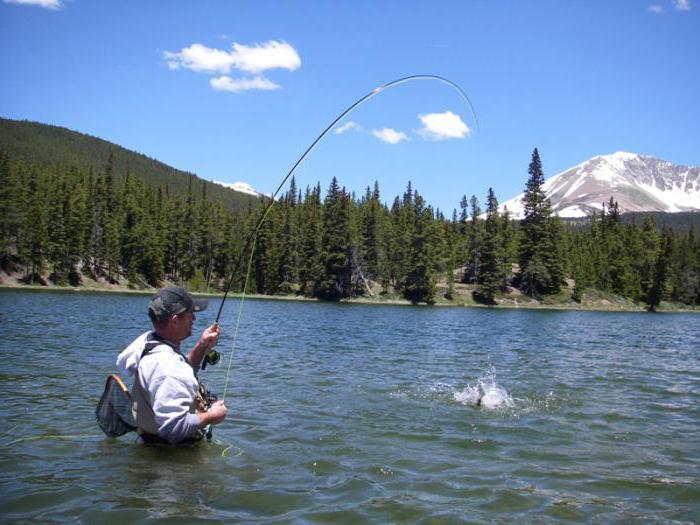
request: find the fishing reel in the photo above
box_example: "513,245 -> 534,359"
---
201,350 -> 220,370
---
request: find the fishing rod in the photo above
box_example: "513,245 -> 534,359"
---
213,74 -> 479,325
205,75 -> 479,400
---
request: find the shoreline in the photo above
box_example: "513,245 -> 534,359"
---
1,281 -> 697,314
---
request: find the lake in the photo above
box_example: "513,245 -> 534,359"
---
0,289 -> 698,523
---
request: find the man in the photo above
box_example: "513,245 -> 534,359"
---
117,286 -> 227,444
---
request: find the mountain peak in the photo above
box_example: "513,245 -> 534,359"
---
213,180 -> 263,197
609,151 -> 638,159
501,152 -> 700,219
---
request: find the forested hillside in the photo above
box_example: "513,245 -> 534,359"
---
564,211 -> 700,234
1,138 -> 698,310
0,118 -> 259,213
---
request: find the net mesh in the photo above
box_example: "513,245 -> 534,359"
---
96,374 -> 136,437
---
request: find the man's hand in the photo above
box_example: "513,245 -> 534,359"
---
199,400 -> 227,427
199,323 -> 220,351
188,323 -> 220,367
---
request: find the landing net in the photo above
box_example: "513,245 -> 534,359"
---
95,374 -> 136,437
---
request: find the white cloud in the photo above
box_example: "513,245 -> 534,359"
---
210,75 -> 280,93
334,121 -> 360,135
372,128 -> 408,144
648,4 -> 665,13
164,43 -> 236,74
164,40 -> 300,75
3,0 -> 61,9
229,40 -> 301,73
164,39 -> 300,94
416,111 -> 470,141
673,0 -> 691,11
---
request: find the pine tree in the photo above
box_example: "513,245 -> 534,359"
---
402,191 -> 436,304
86,169 -> 104,278
0,150 -> 24,269
317,177 -> 352,299
618,220 -> 641,300
213,210 -> 242,291
65,168 -> 86,285
670,226 -> 698,305
441,213 -> 459,299
278,192 -> 299,293
298,184 -> 323,295
359,182 -> 385,282
500,207 -> 517,287
518,148 -> 562,296
19,168 -> 47,282
639,214 -> 660,300
178,178 -> 198,282
102,153 -> 121,282
157,184 -> 179,281
570,243 -> 585,303
476,188 -> 502,304
387,196 -> 405,291
547,216 -> 565,293
120,170 -> 140,281
459,194 -> 469,232
46,176 -> 68,283
251,201 -> 276,294
647,226 -> 673,311
464,195 -> 482,283
196,185 -> 217,290
602,198 -> 630,296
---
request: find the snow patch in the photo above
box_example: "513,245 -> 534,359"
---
562,172 -> 588,199
635,178 -> 699,211
611,151 -> 639,161
212,180 -> 264,197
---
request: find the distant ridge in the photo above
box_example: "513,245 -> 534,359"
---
0,117 -> 260,214
501,152 -> 700,219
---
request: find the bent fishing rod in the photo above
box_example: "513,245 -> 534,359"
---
205,75 -> 479,402
213,74 -> 479,325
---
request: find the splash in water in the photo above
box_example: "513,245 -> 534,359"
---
454,375 -> 514,410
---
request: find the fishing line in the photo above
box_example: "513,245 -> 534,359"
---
220,236 -> 257,403
0,424 -> 19,438
213,74 -> 479,405
214,74 -> 478,324
213,437 -> 244,458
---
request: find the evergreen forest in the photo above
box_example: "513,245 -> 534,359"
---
1,130 -> 699,310
0,118 -> 259,214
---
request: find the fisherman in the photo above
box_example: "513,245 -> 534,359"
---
116,286 -> 227,444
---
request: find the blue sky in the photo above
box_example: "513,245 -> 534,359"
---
1,0 -> 698,214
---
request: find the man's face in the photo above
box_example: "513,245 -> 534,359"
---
173,310 -> 195,341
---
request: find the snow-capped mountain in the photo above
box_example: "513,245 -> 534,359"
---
212,180 -> 266,198
500,152 -> 700,219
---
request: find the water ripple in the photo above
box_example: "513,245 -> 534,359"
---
1,290 -> 699,522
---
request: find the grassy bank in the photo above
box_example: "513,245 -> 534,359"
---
2,270 -> 697,314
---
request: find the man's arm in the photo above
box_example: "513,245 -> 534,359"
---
149,375 -> 202,443
148,368 -> 227,442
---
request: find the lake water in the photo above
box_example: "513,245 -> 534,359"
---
0,289 -> 698,523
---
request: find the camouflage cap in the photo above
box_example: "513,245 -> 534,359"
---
148,286 -> 208,321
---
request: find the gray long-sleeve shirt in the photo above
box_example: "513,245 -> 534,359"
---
117,331 -> 200,443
